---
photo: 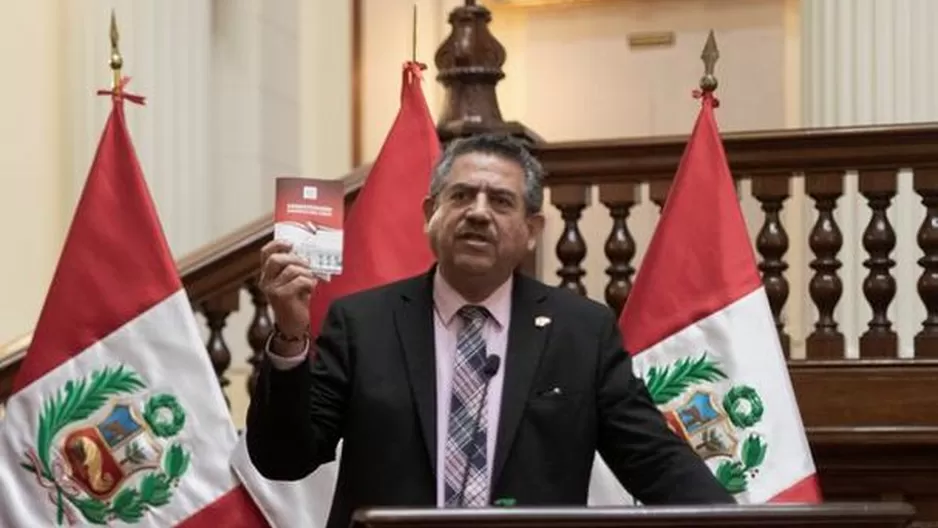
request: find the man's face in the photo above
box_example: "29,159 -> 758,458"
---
424,151 -> 544,279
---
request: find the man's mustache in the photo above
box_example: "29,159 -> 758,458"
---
455,227 -> 495,242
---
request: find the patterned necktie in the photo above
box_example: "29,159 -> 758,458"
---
444,305 -> 490,507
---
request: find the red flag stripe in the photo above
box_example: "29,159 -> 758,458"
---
619,96 -> 762,354
768,474 -> 823,503
12,103 -> 180,393
178,485 -> 269,527
307,62 -> 439,337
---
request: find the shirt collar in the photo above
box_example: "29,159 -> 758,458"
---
433,270 -> 512,329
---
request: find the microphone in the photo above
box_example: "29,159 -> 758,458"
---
482,354 -> 500,379
457,354 -> 501,507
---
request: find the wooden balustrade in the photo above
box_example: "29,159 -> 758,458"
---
534,122 -> 938,360
2,123 -> 938,393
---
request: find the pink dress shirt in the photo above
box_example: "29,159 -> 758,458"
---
267,273 -> 513,507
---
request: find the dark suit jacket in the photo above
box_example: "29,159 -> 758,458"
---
246,269 -> 734,528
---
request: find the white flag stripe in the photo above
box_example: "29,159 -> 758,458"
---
0,289 -> 240,527
631,286 -> 815,503
0,452 -> 51,528
587,454 -> 632,506
231,436 -> 339,528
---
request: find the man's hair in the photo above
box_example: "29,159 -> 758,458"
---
429,133 -> 545,214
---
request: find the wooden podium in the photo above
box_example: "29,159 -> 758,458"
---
350,503 -> 915,528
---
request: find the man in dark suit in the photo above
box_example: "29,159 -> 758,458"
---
247,133 -> 734,528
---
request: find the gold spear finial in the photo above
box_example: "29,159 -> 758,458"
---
700,29 -> 719,93
110,10 -> 123,91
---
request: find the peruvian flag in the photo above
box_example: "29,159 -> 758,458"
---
0,84 -> 267,526
598,90 -> 821,503
230,61 -> 439,527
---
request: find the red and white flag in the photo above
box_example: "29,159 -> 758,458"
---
626,89 -> 820,502
230,61 -> 440,527
592,89 -> 821,504
0,83 -> 267,526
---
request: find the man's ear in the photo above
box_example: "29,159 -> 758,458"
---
422,196 -> 437,234
525,213 -> 545,252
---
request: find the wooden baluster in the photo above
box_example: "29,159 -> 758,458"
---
650,178 -> 732,210
245,278 -> 273,398
805,173 -> 845,359
752,175 -> 791,357
599,182 -> 639,316
651,177 -> 739,210
914,169 -> 938,357
202,289 -> 240,405
650,180 -> 670,211
858,170 -> 898,358
552,183 -> 590,295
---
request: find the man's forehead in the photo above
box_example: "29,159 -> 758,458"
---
447,153 -> 525,191
451,151 -> 523,173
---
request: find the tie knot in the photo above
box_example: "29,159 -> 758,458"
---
457,305 -> 489,325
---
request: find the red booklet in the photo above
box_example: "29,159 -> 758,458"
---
274,177 -> 344,277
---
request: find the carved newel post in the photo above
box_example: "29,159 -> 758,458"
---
434,0 -> 540,144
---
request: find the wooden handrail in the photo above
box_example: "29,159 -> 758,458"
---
535,122 -> 938,183
0,334 -> 29,365
178,214 -> 278,305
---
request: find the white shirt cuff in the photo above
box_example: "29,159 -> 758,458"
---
264,332 -> 309,370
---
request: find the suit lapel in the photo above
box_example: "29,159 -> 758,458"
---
394,271 -> 439,478
493,274 -> 551,487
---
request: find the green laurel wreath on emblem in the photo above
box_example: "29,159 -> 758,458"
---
19,365 -> 191,526
143,393 -> 186,437
722,385 -> 764,429
642,353 -> 768,495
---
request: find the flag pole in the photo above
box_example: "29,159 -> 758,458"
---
700,29 -> 719,93
109,10 -> 123,94
411,3 -> 418,63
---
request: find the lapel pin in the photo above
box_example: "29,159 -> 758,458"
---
535,316 -> 551,328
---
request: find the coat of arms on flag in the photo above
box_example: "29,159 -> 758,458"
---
647,353 -> 767,494
20,365 -> 190,524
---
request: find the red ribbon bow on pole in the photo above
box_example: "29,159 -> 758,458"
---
96,76 -> 146,105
